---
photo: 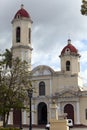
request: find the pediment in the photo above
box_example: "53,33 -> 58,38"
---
55,89 -> 79,98
32,65 -> 54,76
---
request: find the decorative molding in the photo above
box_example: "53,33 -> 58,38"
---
32,65 -> 54,76
11,45 -> 33,51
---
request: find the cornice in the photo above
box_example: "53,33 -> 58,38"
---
11,45 -> 33,51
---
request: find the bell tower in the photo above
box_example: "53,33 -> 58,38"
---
59,39 -> 81,75
11,5 -> 33,70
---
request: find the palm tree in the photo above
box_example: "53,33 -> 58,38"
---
2,49 -> 12,68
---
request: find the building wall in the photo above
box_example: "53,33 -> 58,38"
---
31,66 -> 87,126
12,19 -> 32,46
79,96 -> 87,125
11,6 -> 87,127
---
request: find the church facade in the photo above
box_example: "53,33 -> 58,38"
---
8,5 -> 87,126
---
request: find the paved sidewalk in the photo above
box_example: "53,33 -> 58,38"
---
24,127 -> 87,130
23,128 -> 46,130
24,128 -> 45,130
70,128 -> 87,130
32,128 -> 87,130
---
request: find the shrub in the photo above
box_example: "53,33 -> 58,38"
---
0,128 -> 20,130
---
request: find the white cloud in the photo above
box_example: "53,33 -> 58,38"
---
81,69 -> 87,86
1,0 -> 87,85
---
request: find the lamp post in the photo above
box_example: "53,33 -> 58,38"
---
0,65 -> 2,82
0,65 -> 2,87
20,108 -> 22,130
27,89 -> 33,130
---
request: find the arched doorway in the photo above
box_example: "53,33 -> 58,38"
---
38,102 -> 47,125
64,104 -> 74,124
13,108 -> 22,127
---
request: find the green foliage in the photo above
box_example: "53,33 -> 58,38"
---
81,0 -> 87,15
0,49 -> 12,68
0,49 -> 33,127
0,128 -> 20,130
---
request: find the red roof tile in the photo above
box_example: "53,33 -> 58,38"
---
61,39 -> 78,55
14,5 -> 30,19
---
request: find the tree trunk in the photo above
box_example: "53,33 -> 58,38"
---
3,112 -> 6,127
5,112 -> 9,126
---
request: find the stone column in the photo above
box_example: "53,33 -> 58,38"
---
8,111 -> 13,125
23,110 -> 26,124
50,79 -> 52,96
32,104 -> 34,124
76,102 -> 80,124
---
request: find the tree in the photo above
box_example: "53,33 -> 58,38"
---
81,0 -> 87,15
2,49 -> 12,68
0,49 -> 12,69
0,56 -> 32,127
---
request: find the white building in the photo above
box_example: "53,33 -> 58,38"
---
9,5 -> 87,127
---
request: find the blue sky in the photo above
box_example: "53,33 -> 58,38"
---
0,0 -> 87,85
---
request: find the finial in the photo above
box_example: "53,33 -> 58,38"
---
67,39 -> 71,44
21,4 -> 24,9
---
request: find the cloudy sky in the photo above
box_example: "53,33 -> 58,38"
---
1,0 -> 87,85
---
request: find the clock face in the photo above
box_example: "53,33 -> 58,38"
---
65,48 -> 70,54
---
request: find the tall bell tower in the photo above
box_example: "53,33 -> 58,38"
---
11,4 -> 33,70
59,39 -> 81,75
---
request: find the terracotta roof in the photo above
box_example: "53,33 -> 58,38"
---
61,39 -> 78,55
14,5 -> 30,19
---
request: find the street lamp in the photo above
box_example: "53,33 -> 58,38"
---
27,89 -> 33,130
0,65 -> 2,82
20,107 -> 22,130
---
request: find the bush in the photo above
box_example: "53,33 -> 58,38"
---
0,128 -> 20,130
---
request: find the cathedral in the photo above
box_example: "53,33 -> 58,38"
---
8,5 -> 87,126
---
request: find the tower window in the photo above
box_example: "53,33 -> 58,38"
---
16,14 -> 20,19
16,27 -> 21,42
29,28 -> 31,43
39,81 -> 45,96
66,61 -> 70,71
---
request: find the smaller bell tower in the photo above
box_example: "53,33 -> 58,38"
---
59,39 -> 81,75
11,5 -> 33,70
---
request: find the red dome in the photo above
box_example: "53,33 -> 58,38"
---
61,39 -> 78,55
14,5 -> 30,19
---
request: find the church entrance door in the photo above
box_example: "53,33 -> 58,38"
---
64,104 -> 74,124
13,108 -> 22,127
38,102 -> 47,125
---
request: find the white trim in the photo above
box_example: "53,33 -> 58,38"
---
76,102 -> 80,124
23,110 -> 26,124
32,104 -> 34,124
50,79 -> 52,96
8,115 -> 10,124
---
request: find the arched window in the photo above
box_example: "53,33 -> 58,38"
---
16,27 -> 21,42
29,28 -> 31,43
66,61 -> 70,71
39,81 -> 45,96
